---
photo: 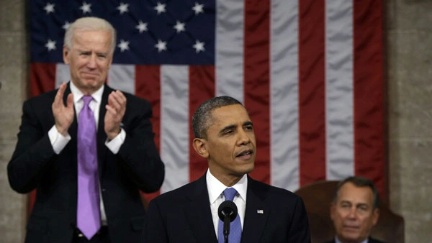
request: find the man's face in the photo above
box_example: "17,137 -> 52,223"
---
330,182 -> 379,243
195,104 -> 256,185
63,30 -> 113,94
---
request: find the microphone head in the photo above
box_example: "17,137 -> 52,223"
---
218,200 -> 238,222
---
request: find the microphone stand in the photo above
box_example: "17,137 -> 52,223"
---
223,215 -> 230,243
218,200 -> 238,243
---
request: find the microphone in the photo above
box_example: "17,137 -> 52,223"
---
218,200 -> 238,243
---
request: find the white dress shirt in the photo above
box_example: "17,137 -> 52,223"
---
206,169 -> 247,239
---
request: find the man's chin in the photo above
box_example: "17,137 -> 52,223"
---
242,164 -> 255,174
82,77 -> 100,83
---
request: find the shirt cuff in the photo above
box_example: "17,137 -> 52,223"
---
48,126 -> 71,154
105,128 -> 125,154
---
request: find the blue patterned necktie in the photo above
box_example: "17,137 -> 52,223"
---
218,187 -> 242,243
77,95 -> 101,239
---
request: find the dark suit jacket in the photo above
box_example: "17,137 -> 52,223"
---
324,237 -> 386,243
145,174 -> 311,243
8,83 -> 165,243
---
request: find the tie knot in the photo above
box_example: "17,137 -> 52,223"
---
82,95 -> 93,106
223,188 -> 237,201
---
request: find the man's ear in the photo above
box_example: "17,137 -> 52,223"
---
63,46 -> 70,64
192,138 -> 209,158
372,208 -> 380,226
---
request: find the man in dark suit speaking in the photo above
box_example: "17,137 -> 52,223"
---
145,96 -> 311,243
8,17 -> 165,243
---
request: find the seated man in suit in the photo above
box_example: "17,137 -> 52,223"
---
145,96 -> 311,243
325,176 -> 385,243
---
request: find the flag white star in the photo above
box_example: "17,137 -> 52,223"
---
117,3 -> 129,14
136,21 -> 148,33
154,2 -> 166,14
118,40 -> 130,52
45,39 -> 56,51
44,3 -> 55,14
193,40 -> 205,53
174,21 -> 186,33
192,3 -> 204,14
155,40 -> 167,52
80,2 -> 92,14
62,21 -> 70,30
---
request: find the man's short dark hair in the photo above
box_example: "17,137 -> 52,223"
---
192,96 -> 242,139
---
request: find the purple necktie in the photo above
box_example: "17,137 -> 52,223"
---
77,95 -> 101,239
218,188 -> 242,243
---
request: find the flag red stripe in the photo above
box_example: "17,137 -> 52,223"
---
244,0 -> 271,184
135,65 -> 161,151
189,66 -> 215,181
353,0 -> 387,200
299,0 -> 327,186
135,65 -> 161,202
30,63 -> 56,97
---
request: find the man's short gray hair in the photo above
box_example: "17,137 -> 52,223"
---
334,176 -> 380,208
64,17 -> 116,55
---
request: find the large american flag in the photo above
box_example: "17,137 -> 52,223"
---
29,0 -> 386,204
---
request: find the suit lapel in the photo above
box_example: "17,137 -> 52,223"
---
96,85 -> 112,174
184,176 -> 218,243
240,178 -> 270,243
97,85 -> 111,141
61,84 -> 78,143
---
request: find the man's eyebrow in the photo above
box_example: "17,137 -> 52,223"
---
219,121 -> 253,134
355,202 -> 370,208
243,121 -> 253,126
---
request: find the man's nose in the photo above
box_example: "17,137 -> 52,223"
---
347,207 -> 358,218
237,129 -> 251,145
87,54 -> 97,68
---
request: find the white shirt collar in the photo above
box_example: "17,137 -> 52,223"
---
206,169 -> 248,204
69,81 -> 104,104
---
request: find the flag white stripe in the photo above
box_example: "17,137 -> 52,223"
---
270,0 -> 300,191
108,65 -> 135,94
325,0 -> 355,179
160,65 -> 190,193
55,64 -> 70,87
215,0 -> 245,102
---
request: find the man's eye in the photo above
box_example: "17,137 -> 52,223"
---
223,130 -> 233,134
340,203 -> 350,208
359,206 -> 368,211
